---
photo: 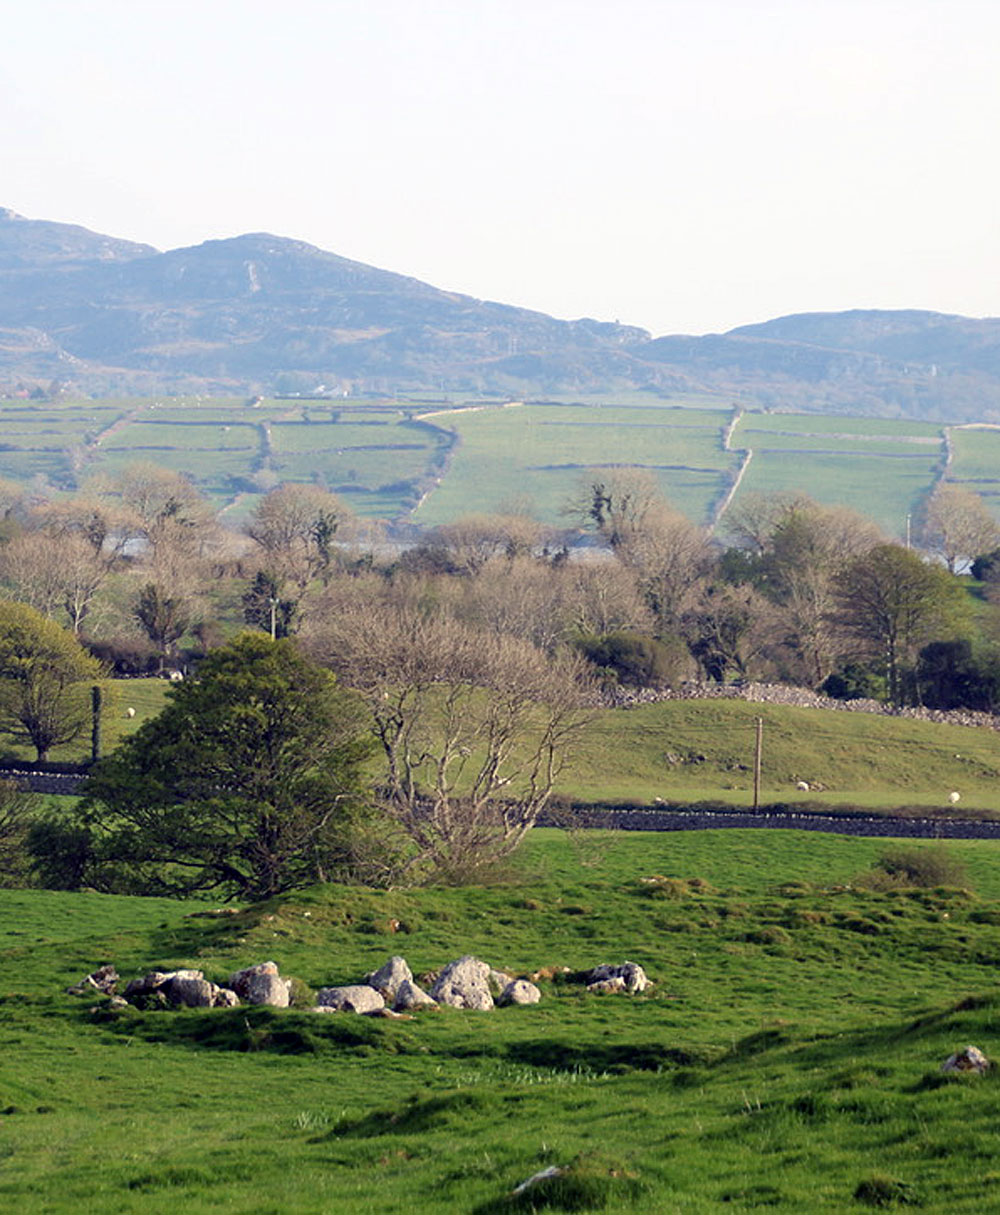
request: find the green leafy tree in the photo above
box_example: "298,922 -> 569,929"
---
133,582 -> 191,661
0,600 -> 101,760
836,544 -> 966,706
76,634 -> 374,898
241,571 -> 299,638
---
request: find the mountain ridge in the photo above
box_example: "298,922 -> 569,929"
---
0,208 -> 998,421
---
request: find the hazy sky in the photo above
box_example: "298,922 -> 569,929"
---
4,1 -> 999,336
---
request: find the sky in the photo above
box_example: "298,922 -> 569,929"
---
3,0 -> 999,337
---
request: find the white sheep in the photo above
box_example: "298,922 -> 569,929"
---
948,791 -> 961,805
125,707 -> 136,719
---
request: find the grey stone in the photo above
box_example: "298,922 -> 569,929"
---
316,985 -> 385,1013
228,962 -> 289,1007
392,979 -> 437,1011
366,955 -> 413,1002
431,956 -> 494,1010
242,973 -> 291,1007
488,968 -> 515,996
498,979 -> 541,1006
213,987 -> 240,1008
165,976 -> 217,1007
588,961 -> 649,993
587,976 -> 626,994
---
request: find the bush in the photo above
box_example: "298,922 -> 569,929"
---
84,635 -> 161,676
860,846 -> 968,892
574,632 -> 679,688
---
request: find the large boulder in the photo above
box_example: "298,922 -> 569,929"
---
498,979 -> 541,1007
366,955 -> 413,1003
165,976 -> 218,1008
123,968 -> 211,1009
316,985 -> 386,1014
431,956 -> 494,1010
588,961 -> 649,993
229,962 -> 291,1008
393,979 -> 437,1011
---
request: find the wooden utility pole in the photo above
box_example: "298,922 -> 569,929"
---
752,716 -> 763,810
91,685 -> 102,763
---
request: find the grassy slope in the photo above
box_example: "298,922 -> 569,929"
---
567,698 -> 1000,811
4,829 -> 1000,1211
23,683 -> 1000,815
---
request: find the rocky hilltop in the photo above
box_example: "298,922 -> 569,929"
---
2,208 -> 999,420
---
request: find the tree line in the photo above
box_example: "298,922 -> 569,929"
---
0,463 -> 998,899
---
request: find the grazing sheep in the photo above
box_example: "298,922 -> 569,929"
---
795,781 -> 810,792
948,791 -> 961,805
125,707 -> 136,719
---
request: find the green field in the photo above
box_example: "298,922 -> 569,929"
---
414,402 -> 738,526
22,684 -> 1000,817
0,394 -> 993,533
6,828 -> 1000,1211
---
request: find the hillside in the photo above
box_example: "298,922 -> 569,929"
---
2,209 -> 1000,420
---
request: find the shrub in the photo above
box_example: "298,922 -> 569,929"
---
574,632 -> 679,688
84,635 -> 161,676
860,846 -> 968,892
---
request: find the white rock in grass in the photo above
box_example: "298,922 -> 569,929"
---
316,985 -> 385,1014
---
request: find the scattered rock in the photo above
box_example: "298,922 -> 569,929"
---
498,979 -> 541,1006
66,964 -> 119,996
488,968 -> 515,996
366,955 -> 413,1002
588,961 -> 649,993
165,976 -> 217,1008
316,985 -> 386,1014
393,979 -> 437,1011
213,987 -> 240,1008
942,1045 -> 990,1074
363,1008 -> 414,1020
229,962 -> 290,1008
587,976 -> 626,995
431,956 -> 494,1010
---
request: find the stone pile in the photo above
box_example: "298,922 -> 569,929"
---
67,955 -> 651,1014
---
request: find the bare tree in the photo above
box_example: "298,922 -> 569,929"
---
246,484 -> 349,590
303,602 -> 591,882
920,484 -> 1000,574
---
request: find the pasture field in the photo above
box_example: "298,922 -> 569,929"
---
414,402 -> 738,526
731,450 -> 941,541
0,394 -> 987,533
948,426 -> 1000,514
4,828 -> 1000,1212
19,684 -> 1000,817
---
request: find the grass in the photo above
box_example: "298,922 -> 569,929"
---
563,697 -> 1000,811
5,828 -> 1000,1211
0,395 -> 978,532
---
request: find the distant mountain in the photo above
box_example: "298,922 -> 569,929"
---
1,208 -> 999,421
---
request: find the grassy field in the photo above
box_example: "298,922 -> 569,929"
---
0,394 -> 971,534
5,828 -> 1000,1211
414,402 -> 738,526
16,682 -> 1000,815
565,698 -> 1000,811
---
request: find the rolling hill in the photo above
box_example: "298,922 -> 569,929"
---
2,207 -> 1000,421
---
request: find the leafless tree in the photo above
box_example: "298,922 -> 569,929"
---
246,484 -> 350,590
920,484 -> 1000,574
303,601 -> 591,882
